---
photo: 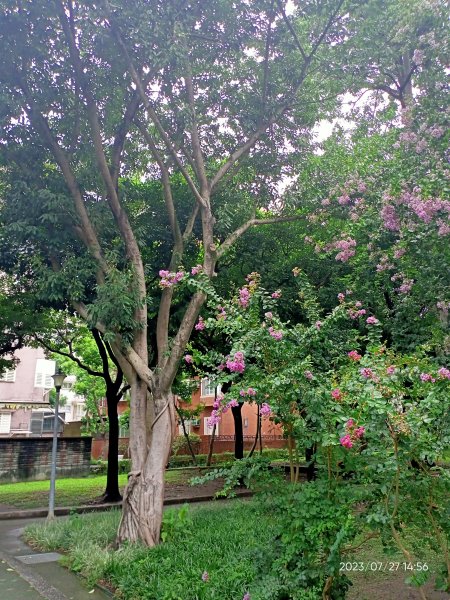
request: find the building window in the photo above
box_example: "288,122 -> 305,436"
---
178,420 -> 192,435
200,378 -> 219,398
0,368 -> 16,383
203,417 -> 218,435
34,359 -> 55,389
0,412 -> 11,434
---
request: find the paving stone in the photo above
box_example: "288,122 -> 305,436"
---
17,553 -> 63,565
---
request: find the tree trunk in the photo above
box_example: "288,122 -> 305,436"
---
102,389 -> 122,502
305,444 -> 317,482
248,404 -> 260,458
231,403 -> 244,459
206,423 -> 216,466
117,387 -> 174,546
175,405 -> 197,465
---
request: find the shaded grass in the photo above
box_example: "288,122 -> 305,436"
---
25,501 -> 272,600
0,469 -> 191,509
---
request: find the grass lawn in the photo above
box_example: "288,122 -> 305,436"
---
0,469 -> 190,509
24,500 -> 445,600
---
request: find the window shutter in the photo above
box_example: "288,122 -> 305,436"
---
30,411 -> 44,435
0,413 -> 11,434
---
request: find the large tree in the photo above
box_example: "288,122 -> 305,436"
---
0,0 -> 397,545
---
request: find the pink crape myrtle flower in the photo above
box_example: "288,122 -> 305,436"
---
184,354 -> 193,364
346,419 -> 354,428
243,594 -> 251,600
386,365 -> 396,375
191,264 -> 203,275
226,351 -> 245,373
337,292 -> 345,303
239,287 -> 250,307
195,316 -> 205,331
360,367 -> 376,380
227,399 -> 239,408
331,388 -> 342,400
268,327 -> 283,341
355,426 -> 365,439
271,290 -> 281,299
437,367 -> 450,379
207,411 -> 221,427
315,320 -> 322,330
158,269 -> 185,288
340,435 -> 353,449
260,403 -> 272,417
265,312 -> 273,320
304,370 -> 313,380
420,373 -> 435,382
348,350 -> 362,361
366,316 -> 379,325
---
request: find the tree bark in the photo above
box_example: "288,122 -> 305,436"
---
102,388 -> 122,503
231,403 -> 244,459
117,388 -> 174,546
175,404 -> 197,465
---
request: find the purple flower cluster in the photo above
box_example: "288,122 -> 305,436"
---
226,351 -> 245,373
260,403 -> 272,417
332,238 -> 357,262
268,327 -> 283,341
195,316 -> 205,331
239,287 -> 250,307
438,367 -> 450,379
191,264 -> 203,275
159,269 -> 185,288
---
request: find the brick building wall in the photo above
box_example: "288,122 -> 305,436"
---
0,437 -> 92,482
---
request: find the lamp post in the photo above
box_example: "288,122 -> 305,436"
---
47,364 -> 66,521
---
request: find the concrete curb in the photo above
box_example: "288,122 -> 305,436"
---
0,489 -> 253,520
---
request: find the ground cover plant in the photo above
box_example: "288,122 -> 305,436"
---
24,500 -> 445,600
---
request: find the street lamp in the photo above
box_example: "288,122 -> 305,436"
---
47,364 -> 66,520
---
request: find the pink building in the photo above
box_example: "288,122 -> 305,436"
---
0,347 -> 85,437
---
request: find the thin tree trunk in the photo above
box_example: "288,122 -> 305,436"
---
258,411 -> 263,454
206,423 -> 216,467
248,404 -> 260,458
231,403 -> 244,459
102,389 -> 122,502
206,384 -> 221,466
305,444 -> 317,482
175,404 -> 197,465
117,388 -> 174,546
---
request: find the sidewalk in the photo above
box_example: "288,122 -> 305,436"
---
0,517 -> 110,600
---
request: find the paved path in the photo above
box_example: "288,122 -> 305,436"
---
0,518 -> 110,600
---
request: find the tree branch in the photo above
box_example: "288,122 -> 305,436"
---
34,335 -> 104,378
210,0 -> 344,192
183,52 -> 209,195
16,73 -> 108,276
91,328 -> 112,386
136,120 -> 183,252
101,0 -> 207,208
57,1 -> 147,303
275,0 -> 307,61
217,214 -> 303,258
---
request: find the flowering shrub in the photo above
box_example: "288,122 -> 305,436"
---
189,270 -> 450,598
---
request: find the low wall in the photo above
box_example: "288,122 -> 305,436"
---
0,437 -> 92,482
